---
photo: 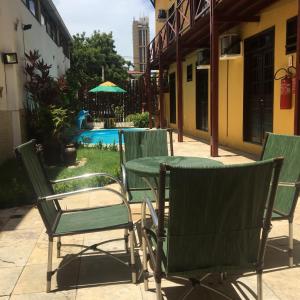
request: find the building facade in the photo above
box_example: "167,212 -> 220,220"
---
148,0 -> 300,155
132,17 -> 150,72
0,0 -> 71,163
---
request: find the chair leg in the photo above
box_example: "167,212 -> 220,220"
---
57,236 -> 61,258
124,228 -> 129,253
47,237 -> 53,293
155,279 -> 163,300
129,229 -> 137,284
289,220 -> 294,267
257,272 -> 263,300
142,235 -> 149,291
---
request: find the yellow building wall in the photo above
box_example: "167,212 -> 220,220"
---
155,0 -> 176,34
163,0 -> 298,155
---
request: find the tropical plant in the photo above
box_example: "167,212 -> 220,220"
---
126,112 -> 149,128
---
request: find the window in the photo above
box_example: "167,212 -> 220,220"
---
22,0 -> 37,17
286,16 -> 297,54
187,64 -> 193,82
41,13 -> 45,26
139,30 -> 143,46
28,0 -> 36,16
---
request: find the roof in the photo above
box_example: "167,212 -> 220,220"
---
43,0 -> 72,41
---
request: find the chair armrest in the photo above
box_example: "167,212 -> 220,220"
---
143,197 -> 158,228
39,186 -> 133,221
278,181 -> 300,188
121,164 -> 129,192
50,173 -> 125,194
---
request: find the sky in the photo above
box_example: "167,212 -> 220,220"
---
52,0 -> 155,62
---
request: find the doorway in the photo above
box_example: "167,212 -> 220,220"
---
244,28 -> 275,144
169,72 -> 176,124
196,69 -> 209,131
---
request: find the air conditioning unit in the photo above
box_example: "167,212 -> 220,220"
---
157,10 -> 167,21
220,34 -> 242,60
196,48 -> 210,69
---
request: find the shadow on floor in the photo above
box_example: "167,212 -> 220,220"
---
56,252 -> 140,291
146,274 -> 259,300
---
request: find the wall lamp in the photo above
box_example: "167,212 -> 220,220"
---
22,24 -> 32,31
3,53 -> 18,64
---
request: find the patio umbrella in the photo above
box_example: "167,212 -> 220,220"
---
89,81 -> 127,122
89,81 -> 127,93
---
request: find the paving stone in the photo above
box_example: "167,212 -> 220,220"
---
0,239 -> 36,267
0,229 -> 41,242
10,291 -> 76,300
0,266 -> 23,296
1,134 -> 300,300
76,283 -> 142,300
13,260 -> 80,295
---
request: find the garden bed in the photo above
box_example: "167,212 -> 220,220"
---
0,147 -> 119,208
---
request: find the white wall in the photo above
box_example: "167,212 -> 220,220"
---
0,0 -> 71,162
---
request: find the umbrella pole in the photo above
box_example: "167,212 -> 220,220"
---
123,93 -> 125,122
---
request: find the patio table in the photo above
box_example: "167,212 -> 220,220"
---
125,156 -> 223,203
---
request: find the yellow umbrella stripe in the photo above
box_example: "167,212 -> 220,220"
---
99,81 -> 117,87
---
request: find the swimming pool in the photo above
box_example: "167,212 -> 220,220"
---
74,128 -> 145,145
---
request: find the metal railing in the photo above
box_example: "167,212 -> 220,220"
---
148,0 -> 211,64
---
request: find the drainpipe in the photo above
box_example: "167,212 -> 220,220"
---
295,0 -> 300,135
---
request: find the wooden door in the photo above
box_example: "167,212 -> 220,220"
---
169,72 -> 176,124
244,28 -> 275,144
196,69 -> 209,131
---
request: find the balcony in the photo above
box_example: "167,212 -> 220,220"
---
148,0 -> 279,68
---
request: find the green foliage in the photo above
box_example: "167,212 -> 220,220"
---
126,112 -> 149,128
0,159 -> 34,208
0,148 -> 119,208
95,140 -> 118,151
47,147 -> 120,193
111,105 -> 124,119
24,50 -> 76,143
48,105 -> 71,140
67,31 -> 132,97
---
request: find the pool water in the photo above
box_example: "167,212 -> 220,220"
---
74,128 -> 145,145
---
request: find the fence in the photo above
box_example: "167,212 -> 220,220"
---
81,78 -> 147,123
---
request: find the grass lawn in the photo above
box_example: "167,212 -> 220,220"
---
0,147 -> 119,208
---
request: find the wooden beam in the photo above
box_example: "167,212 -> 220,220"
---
216,15 -> 260,23
295,0 -> 300,134
176,7 -> 184,142
158,35 -> 166,128
146,48 -> 153,129
210,0 -> 219,157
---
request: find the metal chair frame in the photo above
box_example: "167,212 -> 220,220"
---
15,141 -> 137,292
141,159 -> 283,300
261,133 -> 300,267
118,128 -> 174,199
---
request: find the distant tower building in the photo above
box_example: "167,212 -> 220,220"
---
132,17 -> 150,72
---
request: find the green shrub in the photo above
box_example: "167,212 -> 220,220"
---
0,148 -> 120,208
126,112 -> 149,128
0,159 -> 34,208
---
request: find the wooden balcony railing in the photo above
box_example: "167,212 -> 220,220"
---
149,0 -> 211,64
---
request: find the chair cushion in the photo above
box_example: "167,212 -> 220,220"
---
54,204 -> 130,235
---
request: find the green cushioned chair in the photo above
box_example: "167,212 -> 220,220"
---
118,129 -> 174,203
15,140 -> 137,293
261,133 -> 300,267
141,159 -> 283,300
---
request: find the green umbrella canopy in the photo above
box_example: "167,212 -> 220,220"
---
89,81 -> 127,93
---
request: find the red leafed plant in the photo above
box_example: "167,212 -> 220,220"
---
25,50 -> 60,107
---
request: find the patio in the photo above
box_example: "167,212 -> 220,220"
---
1,134 -> 300,300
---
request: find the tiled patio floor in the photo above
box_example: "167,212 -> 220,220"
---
1,134 -> 300,299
